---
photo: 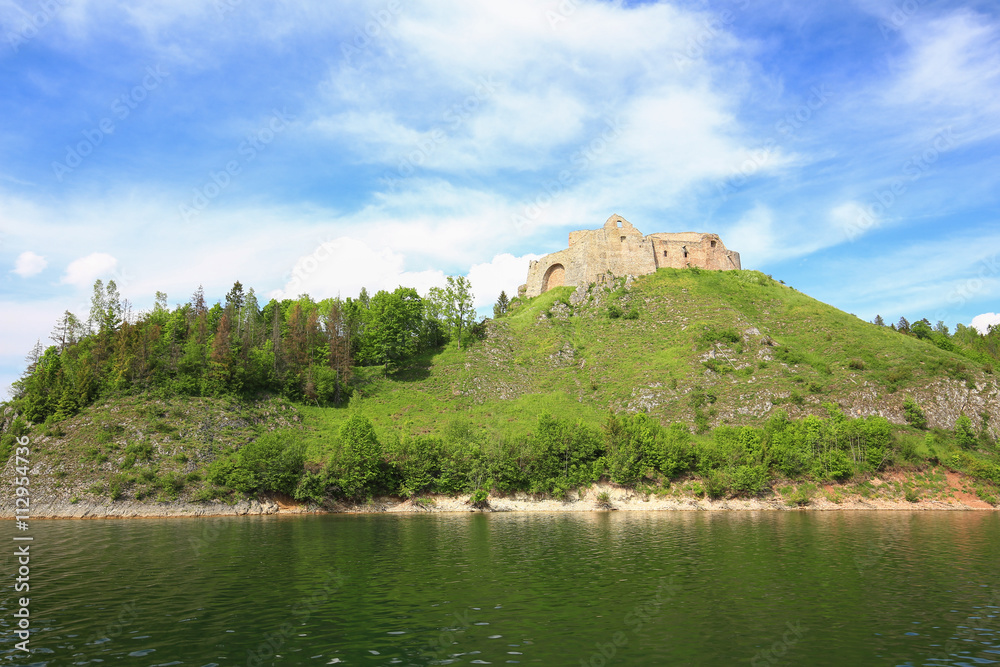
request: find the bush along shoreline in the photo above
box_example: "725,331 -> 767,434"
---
8,395 -> 994,517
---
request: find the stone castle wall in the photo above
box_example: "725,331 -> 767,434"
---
520,214 -> 741,298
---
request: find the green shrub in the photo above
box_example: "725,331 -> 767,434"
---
124,441 -> 155,462
603,413 -> 652,485
469,488 -> 489,509
787,483 -> 816,506
729,464 -> 769,497
109,474 -> 132,500
293,469 -> 332,503
903,396 -> 927,430
700,327 -> 741,346
817,449 -> 854,481
159,472 -> 186,496
332,414 -> 382,498
956,414 -> 977,450
208,431 -> 305,495
705,471 -> 728,499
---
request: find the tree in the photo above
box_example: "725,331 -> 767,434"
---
911,318 -> 932,340
324,299 -> 352,401
49,311 -> 83,351
24,339 -> 44,374
225,281 -> 245,312
873,314 -> 885,327
362,287 -> 424,371
897,316 -> 910,334
87,279 -> 106,334
154,291 -> 169,313
493,290 -> 510,319
191,285 -> 208,317
102,280 -> 124,333
442,276 -> 476,351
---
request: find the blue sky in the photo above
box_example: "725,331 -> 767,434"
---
2,0 -> 1000,396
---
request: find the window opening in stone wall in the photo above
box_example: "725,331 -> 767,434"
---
682,246 -> 688,258
711,240 -> 717,248
621,236 -> 626,242
663,250 -> 668,257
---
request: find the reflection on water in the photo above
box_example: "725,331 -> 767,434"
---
0,511 -> 997,665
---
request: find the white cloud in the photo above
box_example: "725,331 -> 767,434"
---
723,204 -> 776,266
12,251 -> 47,277
971,313 -> 1000,335
312,0 -> 761,196
273,237 -> 446,301
60,253 -> 119,286
273,237 -> 539,311
890,11 -> 1000,110
467,253 -> 540,309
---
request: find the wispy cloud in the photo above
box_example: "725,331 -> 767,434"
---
12,251 -> 46,277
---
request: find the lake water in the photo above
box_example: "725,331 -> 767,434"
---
2,511 -> 999,666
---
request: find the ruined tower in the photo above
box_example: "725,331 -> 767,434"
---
519,214 -> 741,298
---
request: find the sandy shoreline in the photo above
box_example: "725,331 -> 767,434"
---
3,482 -> 995,519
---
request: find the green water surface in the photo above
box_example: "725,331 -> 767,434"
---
2,511 -> 998,665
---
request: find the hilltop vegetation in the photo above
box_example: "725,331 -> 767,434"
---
4,268 -> 1000,508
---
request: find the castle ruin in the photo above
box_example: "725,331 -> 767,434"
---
519,214 -> 741,298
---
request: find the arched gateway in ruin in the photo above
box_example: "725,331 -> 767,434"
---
519,214 -> 741,298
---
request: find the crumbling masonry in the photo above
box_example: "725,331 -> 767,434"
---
519,214 -> 741,298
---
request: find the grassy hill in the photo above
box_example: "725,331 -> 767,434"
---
5,268 -> 999,510
296,268 -> 996,454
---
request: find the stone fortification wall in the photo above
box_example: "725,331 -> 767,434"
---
520,214 -> 741,298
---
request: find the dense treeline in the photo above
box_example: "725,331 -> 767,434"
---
875,315 -> 1000,368
11,277 -> 480,425
207,404 -> 998,503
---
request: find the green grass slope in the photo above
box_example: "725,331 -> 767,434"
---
296,268 -> 996,456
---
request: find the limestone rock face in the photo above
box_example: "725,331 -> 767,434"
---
523,214 -> 741,298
